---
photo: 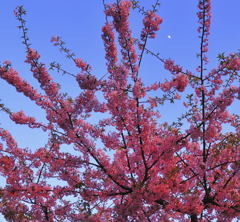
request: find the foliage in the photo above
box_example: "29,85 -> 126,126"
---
0,0 -> 239,221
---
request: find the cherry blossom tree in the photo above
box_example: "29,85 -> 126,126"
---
0,0 -> 239,221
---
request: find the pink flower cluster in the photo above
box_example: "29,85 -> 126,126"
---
141,11 -> 163,40
160,73 -> 188,92
160,80 -> 171,92
187,125 -> 202,141
0,2 -> 238,221
105,1 -> 137,67
0,67 -> 51,109
102,23 -> 118,71
197,0 -> 212,63
26,184 -> 50,198
25,48 -> 59,97
74,58 -> 89,71
25,48 -> 40,62
108,65 -> 129,87
0,156 -> 14,172
10,111 -> 41,128
105,1 -> 132,33
225,55 -> 240,70
133,79 -> 146,98
164,59 -> 183,74
0,128 -> 18,149
32,66 -> 59,97
213,86 -> 239,112
76,74 -> 98,90
3,60 -> 11,66
172,73 -> 189,92
205,124 -> 219,142
50,35 -> 60,44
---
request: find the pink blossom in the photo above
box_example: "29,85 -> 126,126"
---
3,60 -> 11,66
205,124 -> 219,141
133,80 -> 146,98
76,74 -> 98,90
25,48 -> 40,63
226,55 -> 240,70
102,23 -> 118,71
51,35 -> 60,43
74,58 -> 89,71
0,67 -> 53,109
160,80 -> 172,92
11,111 -> 41,128
0,156 -> 14,171
172,73 -> 188,92
0,2 -> 238,221
141,11 -> 163,40
105,1 -> 137,68
164,59 -> 183,74
197,0 -> 211,64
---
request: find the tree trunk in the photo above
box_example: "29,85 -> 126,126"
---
190,214 -> 198,222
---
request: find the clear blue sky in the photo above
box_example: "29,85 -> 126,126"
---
0,0 -> 239,220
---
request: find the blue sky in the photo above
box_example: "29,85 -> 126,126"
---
0,0 -> 239,220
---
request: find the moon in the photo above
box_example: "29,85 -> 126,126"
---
167,35 -> 172,39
